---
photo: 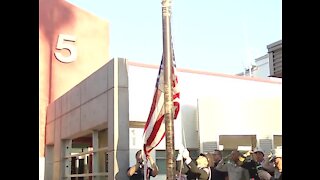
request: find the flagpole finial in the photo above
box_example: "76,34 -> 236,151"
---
161,0 -> 172,7
161,0 -> 172,17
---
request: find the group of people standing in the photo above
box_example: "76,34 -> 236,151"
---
127,147 -> 282,180
175,147 -> 282,180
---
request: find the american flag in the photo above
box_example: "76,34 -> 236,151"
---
143,51 -> 180,158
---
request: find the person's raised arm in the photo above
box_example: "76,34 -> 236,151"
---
127,162 -> 140,177
148,155 -> 159,177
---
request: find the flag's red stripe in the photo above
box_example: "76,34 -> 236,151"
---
146,132 -> 166,154
146,115 -> 165,145
173,92 -> 180,99
144,90 -> 161,133
173,101 -> 180,119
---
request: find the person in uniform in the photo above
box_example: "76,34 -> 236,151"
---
176,148 -> 211,180
215,150 -> 250,180
209,150 -> 228,180
127,150 -> 159,180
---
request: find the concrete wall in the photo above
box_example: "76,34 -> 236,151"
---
268,40 -> 282,77
39,0 -> 110,103
127,61 -> 281,152
45,58 -> 129,179
197,82 -> 281,151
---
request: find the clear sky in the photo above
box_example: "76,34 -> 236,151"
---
67,0 -> 282,75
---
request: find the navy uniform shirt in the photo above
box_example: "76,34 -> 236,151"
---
128,165 -> 155,180
242,160 -> 260,180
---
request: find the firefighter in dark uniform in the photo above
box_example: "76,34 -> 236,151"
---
240,151 -> 260,180
209,150 -> 228,180
127,150 -> 159,180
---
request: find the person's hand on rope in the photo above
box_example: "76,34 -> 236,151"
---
182,148 -> 192,164
176,146 -> 184,161
176,153 -> 183,161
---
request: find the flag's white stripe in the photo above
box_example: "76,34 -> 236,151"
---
143,92 -> 165,142
144,109 -> 164,144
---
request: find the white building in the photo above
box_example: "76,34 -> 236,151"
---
45,58 -> 282,179
237,54 -> 270,78
252,54 -> 270,78
237,40 -> 282,79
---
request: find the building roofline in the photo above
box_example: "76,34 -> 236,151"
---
267,40 -> 282,49
127,60 -> 282,84
255,54 -> 269,62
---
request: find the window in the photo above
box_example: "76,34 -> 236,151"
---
65,132 -> 108,179
273,135 -> 282,148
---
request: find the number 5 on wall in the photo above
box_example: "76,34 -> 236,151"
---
54,34 -> 77,63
